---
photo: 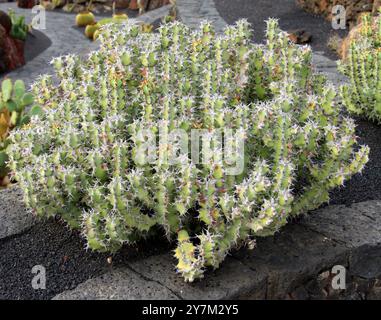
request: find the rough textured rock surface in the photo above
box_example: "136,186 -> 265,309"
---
288,29 -> 312,44
53,268 -> 180,300
0,10 -> 12,34
297,0 -> 381,58
0,186 -> 34,240
148,0 -> 170,11
115,0 -> 130,9
54,201 -> 381,300
129,0 -> 139,10
17,0 -> 36,9
297,0 -> 379,28
0,24 -> 25,73
177,0 -> 227,33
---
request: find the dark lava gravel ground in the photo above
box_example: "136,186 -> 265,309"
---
214,0 -> 348,59
0,219 -> 172,300
1,0 -> 381,300
328,118 -> 381,206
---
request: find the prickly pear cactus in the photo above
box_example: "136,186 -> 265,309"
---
9,20 -> 369,281
339,10 -> 381,123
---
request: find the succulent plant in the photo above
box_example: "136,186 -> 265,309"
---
76,11 -> 96,27
8,19 -> 369,281
339,9 -> 381,123
85,22 -> 100,40
0,79 -> 42,185
8,9 -> 28,41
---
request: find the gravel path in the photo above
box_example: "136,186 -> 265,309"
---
0,219 -> 171,300
213,0 -> 348,59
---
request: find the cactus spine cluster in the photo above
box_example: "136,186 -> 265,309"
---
8,19 -> 369,281
339,9 -> 381,123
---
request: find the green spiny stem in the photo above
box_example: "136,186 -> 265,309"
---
7,19 -> 369,282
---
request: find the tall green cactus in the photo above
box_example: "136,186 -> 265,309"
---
339,10 -> 381,123
8,20 -> 369,281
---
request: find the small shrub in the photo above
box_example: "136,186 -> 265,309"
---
339,10 -> 381,122
9,20 -> 369,281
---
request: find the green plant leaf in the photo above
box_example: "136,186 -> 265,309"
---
10,112 -> 18,126
5,100 -> 17,112
20,115 -> 30,126
13,80 -> 25,100
1,79 -> 13,102
98,18 -> 113,26
0,150 -> 8,168
21,93 -> 34,107
29,105 -> 43,117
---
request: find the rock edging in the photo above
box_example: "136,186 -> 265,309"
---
53,200 -> 381,300
0,186 -> 34,240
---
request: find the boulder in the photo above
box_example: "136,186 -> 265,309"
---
287,29 -> 312,44
297,0 -> 375,27
0,25 -> 8,73
115,0 -> 130,9
373,0 -> 381,13
17,0 -> 36,9
0,10 -> 11,34
137,0 -> 149,11
298,1 -> 381,57
147,0 -> 166,10
129,0 -> 139,10
0,25 -> 25,73
148,0 -> 171,10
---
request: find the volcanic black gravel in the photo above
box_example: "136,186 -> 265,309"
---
0,219 -> 172,300
328,118 -> 381,206
214,0 -> 348,59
